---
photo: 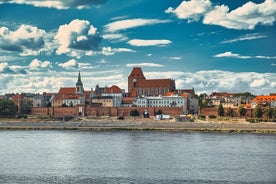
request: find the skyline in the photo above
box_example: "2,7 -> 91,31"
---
0,0 -> 276,95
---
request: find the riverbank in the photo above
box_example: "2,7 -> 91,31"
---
0,117 -> 276,133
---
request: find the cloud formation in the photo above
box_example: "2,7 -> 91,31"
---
126,63 -> 164,67
29,58 -> 52,70
221,33 -> 267,43
127,39 -> 172,46
55,19 -> 102,58
0,25 -> 46,56
166,0 -> 276,30
146,70 -> 276,95
102,47 -> 135,55
58,59 -> 79,69
213,51 -> 276,59
104,18 -> 170,32
0,0 -> 107,9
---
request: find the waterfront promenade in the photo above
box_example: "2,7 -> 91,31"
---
0,117 -> 276,133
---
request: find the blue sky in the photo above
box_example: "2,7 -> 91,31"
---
0,0 -> 275,95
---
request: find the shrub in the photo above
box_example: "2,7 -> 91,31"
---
208,114 -> 217,119
198,115 -> 206,119
130,109 -> 139,117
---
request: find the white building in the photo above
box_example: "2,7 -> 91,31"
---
134,94 -> 189,114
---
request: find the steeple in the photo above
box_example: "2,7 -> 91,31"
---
76,71 -> 84,95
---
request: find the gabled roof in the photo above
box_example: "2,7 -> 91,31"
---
128,67 -> 146,79
105,85 -> 122,93
58,87 -> 75,94
137,79 -> 173,88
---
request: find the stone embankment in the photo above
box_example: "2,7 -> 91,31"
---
0,117 -> 276,133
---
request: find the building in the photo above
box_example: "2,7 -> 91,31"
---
134,92 -> 188,114
52,72 -> 86,107
251,94 -> 276,108
128,67 -> 175,97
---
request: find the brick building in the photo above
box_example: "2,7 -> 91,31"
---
128,67 -> 175,97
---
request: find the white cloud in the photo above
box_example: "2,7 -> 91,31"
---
163,56 -> 182,60
166,0 -> 276,30
127,39 -> 172,46
221,33 -> 267,44
29,58 -> 52,70
102,33 -> 128,42
58,59 -> 79,69
102,47 -> 135,55
213,51 -> 276,59
55,19 -> 102,58
0,25 -> 46,56
0,62 -> 27,74
165,0 -> 211,22
0,0 -> 107,9
104,18 -> 170,32
126,63 -> 164,67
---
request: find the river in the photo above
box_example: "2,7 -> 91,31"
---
0,130 -> 275,183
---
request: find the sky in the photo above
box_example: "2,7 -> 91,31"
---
0,0 -> 276,95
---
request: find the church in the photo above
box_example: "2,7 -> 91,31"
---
52,72 -> 88,107
128,67 -> 176,97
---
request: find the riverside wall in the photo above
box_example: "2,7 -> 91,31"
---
30,106 -> 184,118
199,107 -> 253,117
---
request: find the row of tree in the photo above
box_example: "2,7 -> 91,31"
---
0,99 -> 18,117
217,104 -> 276,119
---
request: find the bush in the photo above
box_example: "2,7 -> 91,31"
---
198,115 -> 206,119
130,109 -> 139,117
208,114 -> 217,119
117,116 -> 124,120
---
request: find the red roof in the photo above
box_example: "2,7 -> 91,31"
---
128,67 -> 146,79
137,79 -> 173,88
58,87 -> 76,94
105,85 -> 122,93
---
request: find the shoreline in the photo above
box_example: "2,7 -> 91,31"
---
0,117 -> 276,133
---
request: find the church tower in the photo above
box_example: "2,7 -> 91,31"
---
76,71 -> 84,95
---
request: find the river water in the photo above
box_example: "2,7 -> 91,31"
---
0,130 -> 275,184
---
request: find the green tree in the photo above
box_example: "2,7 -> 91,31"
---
263,106 -> 273,120
238,105 -> 247,117
253,105 -> 262,118
226,107 -> 233,117
272,108 -> 276,119
130,109 -> 139,117
0,99 -> 18,117
61,103 -> 68,107
217,103 -> 224,117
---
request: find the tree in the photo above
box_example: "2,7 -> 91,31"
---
0,99 -> 18,117
156,109 -> 163,115
130,109 -> 139,117
238,105 -> 247,117
263,106 -> 273,120
217,103 -> 224,116
253,105 -> 262,118
61,103 -> 68,107
226,107 -> 233,117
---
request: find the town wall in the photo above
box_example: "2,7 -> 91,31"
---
199,107 -> 253,117
30,106 -> 183,118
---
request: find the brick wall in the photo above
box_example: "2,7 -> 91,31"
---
199,107 -> 253,117
30,106 -> 183,118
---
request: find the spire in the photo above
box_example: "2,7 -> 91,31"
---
76,71 -> 84,95
76,71 -> 83,86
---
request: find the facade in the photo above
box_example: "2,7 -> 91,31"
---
52,72 -> 86,107
128,67 -> 175,97
208,92 -> 253,108
252,95 -> 276,108
92,96 -> 122,107
134,93 -> 188,114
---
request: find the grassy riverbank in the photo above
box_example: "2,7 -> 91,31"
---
0,116 -> 276,133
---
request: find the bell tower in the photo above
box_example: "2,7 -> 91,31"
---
76,71 -> 84,95
128,67 -> 146,97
